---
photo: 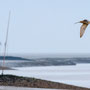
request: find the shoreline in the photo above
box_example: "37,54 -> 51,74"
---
0,67 -> 15,70
0,74 -> 89,90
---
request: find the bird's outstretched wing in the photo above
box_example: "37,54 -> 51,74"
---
80,24 -> 88,38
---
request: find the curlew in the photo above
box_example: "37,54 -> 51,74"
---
76,19 -> 90,38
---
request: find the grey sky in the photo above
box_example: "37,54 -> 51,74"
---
0,0 -> 90,54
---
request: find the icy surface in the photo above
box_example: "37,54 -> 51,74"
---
0,86 -> 64,90
0,64 -> 90,88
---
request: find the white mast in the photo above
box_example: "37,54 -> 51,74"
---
2,11 -> 11,75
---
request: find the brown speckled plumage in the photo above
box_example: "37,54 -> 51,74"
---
76,19 -> 90,38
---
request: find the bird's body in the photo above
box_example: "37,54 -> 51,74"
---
77,19 -> 90,38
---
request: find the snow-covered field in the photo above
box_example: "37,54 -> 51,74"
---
0,64 -> 90,88
0,86 -> 64,90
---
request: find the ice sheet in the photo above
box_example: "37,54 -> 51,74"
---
0,64 -> 90,88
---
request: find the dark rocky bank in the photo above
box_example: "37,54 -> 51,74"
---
0,75 -> 89,90
1,56 -> 90,67
0,56 -> 29,60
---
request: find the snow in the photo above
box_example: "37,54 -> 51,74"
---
0,64 -> 90,88
0,86 -> 63,90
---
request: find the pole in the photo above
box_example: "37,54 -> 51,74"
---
2,11 -> 11,75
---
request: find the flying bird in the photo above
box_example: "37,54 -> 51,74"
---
76,19 -> 90,38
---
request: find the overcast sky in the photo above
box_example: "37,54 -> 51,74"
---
0,0 -> 90,54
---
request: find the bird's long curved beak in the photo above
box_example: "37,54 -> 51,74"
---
75,22 -> 80,24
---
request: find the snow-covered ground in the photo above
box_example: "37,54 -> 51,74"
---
0,86 -> 64,90
0,64 -> 90,88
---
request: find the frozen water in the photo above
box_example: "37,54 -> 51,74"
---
0,86 -> 64,90
0,64 -> 90,88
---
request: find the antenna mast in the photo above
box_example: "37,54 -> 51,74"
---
2,11 -> 11,75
